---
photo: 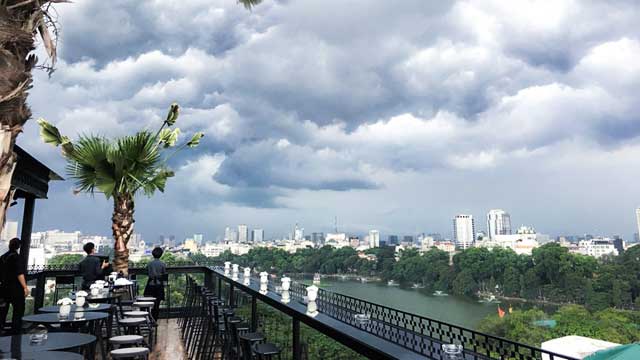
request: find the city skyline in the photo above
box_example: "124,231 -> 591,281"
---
5,1 -> 640,243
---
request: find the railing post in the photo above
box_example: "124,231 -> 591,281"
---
229,283 -> 235,307
251,295 -> 257,331
293,318 -> 301,360
204,268 -> 213,289
34,272 -> 45,312
217,277 -> 222,298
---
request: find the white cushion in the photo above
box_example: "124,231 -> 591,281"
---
110,347 -> 149,358
124,311 -> 149,317
109,335 -> 144,344
119,317 -> 146,325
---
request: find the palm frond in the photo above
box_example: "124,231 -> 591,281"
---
239,0 -> 263,10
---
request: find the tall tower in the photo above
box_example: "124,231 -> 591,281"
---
369,230 -> 380,248
453,214 -> 475,250
238,224 -> 248,243
636,208 -> 640,241
487,209 -> 511,240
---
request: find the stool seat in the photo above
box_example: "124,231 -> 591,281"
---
235,322 -> 250,331
110,347 -> 149,358
119,317 -> 146,325
136,296 -> 156,301
124,310 -> 149,317
133,301 -> 155,307
239,331 -> 264,342
254,342 -> 281,355
110,334 -> 144,344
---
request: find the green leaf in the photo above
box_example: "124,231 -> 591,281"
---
159,128 -> 181,148
186,132 -> 205,148
38,118 -> 70,147
165,103 -> 180,126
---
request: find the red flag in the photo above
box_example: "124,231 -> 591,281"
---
498,306 -> 505,318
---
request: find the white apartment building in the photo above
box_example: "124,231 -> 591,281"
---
477,226 -> 540,255
487,209 -> 511,240
252,229 -> 264,243
453,214 -> 475,250
238,224 -> 249,243
325,233 -> 350,248
368,230 -> 380,248
579,238 -> 619,259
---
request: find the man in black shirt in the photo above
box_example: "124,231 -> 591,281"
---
0,238 -> 29,335
144,247 -> 167,320
78,242 -> 109,290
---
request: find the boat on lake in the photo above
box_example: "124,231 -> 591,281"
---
433,290 -> 449,296
313,273 -> 321,285
387,280 -> 399,286
411,283 -> 425,289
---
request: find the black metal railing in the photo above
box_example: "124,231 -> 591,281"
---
26,265 -> 577,360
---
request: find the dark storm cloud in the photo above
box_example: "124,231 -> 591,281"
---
17,0 -> 640,239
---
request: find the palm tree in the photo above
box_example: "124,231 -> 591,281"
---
0,0 -> 64,230
38,103 -> 204,274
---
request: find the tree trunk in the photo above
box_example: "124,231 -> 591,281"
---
0,5 -> 39,231
112,194 -> 135,275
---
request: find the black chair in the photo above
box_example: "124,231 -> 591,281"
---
53,275 -> 76,302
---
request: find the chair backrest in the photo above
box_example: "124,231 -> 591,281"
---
239,335 -> 254,360
55,275 -> 75,286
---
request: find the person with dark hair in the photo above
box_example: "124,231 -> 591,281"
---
144,247 -> 166,320
78,242 -> 109,290
0,238 -> 28,335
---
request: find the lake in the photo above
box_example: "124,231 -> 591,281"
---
299,277 -> 551,329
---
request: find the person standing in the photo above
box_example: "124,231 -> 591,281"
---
78,242 -> 109,290
144,247 -> 167,320
0,238 -> 29,335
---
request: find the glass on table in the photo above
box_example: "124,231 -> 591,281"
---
29,325 -> 48,344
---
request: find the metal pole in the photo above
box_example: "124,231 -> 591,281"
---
251,295 -> 257,331
293,318 -> 301,360
217,277 -> 222,297
229,283 -> 234,308
19,195 -> 35,271
34,272 -> 45,312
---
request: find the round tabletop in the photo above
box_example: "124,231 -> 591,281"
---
0,333 -> 95,354
1,351 -> 84,360
71,292 -> 120,302
38,304 -> 111,313
23,311 -> 108,324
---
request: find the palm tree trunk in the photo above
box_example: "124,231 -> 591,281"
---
112,194 -> 135,275
0,5 -> 38,230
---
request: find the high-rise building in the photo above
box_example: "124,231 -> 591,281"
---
402,235 -> 414,244
238,225 -> 249,243
487,209 -> 511,240
387,235 -> 399,245
636,208 -> 640,242
252,229 -> 264,243
311,232 -> 325,245
293,224 -> 304,242
368,230 -> 380,248
193,234 -> 204,246
453,214 -> 475,250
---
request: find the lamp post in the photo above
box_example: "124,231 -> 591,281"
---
281,276 -> 291,303
306,285 -> 319,317
243,267 -> 251,285
259,272 -> 269,294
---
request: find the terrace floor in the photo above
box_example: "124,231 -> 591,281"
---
150,319 -> 186,360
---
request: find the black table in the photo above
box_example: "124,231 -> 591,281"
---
38,304 -> 111,313
22,312 -> 108,359
23,312 -> 108,326
71,292 -> 120,303
0,332 -> 95,355
4,351 -> 85,360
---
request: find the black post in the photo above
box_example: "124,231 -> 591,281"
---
251,295 -> 257,331
293,318 -> 301,360
229,283 -> 234,308
217,277 -> 222,298
19,195 -> 35,271
204,268 -> 213,289
34,272 -> 45,312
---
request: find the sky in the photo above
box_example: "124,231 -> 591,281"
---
7,0 -> 640,242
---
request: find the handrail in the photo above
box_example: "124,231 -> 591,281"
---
28,265 -> 577,360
